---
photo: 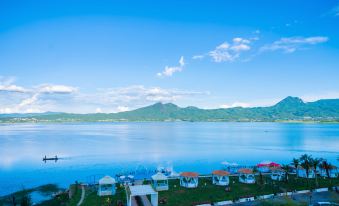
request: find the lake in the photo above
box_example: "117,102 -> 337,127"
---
0,122 -> 338,196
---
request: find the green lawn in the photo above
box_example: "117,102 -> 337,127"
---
2,175 -> 337,206
79,185 -> 126,206
157,175 -> 339,206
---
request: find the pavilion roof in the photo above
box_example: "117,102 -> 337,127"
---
151,172 -> 168,181
238,168 -> 253,174
212,170 -> 230,176
180,172 -> 199,177
99,175 -> 116,185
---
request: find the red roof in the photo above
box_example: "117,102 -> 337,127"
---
257,162 -> 281,168
238,168 -> 253,174
212,170 -> 230,176
180,172 -> 199,177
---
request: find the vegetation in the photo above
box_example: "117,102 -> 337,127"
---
1,96 -> 339,123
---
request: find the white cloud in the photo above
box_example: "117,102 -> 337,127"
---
0,78 -> 78,114
220,102 -> 251,109
253,30 -> 260,34
0,77 -> 28,93
260,36 -> 328,53
192,55 -> 204,60
208,37 -> 252,62
117,106 -> 129,112
0,84 -> 27,93
95,107 -> 103,113
37,84 -> 78,94
157,56 -> 185,77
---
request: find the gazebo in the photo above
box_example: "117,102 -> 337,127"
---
212,170 -> 230,186
151,172 -> 169,191
98,175 -> 116,196
180,172 -> 199,188
270,167 -> 286,181
238,168 -> 255,184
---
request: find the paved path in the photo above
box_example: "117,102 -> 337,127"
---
140,195 -> 152,206
76,185 -> 85,206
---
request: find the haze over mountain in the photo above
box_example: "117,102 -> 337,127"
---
1,96 -> 339,123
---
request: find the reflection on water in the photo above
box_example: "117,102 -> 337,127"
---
0,122 -> 338,195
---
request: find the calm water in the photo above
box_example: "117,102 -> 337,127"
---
0,122 -> 338,195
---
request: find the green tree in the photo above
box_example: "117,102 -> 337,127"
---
310,158 -> 322,187
292,158 -> 299,177
281,164 -> 290,183
299,154 -> 312,186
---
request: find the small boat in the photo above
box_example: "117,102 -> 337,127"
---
43,155 -> 59,163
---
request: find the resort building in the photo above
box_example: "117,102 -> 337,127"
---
320,166 -> 338,178
180,172 -> 199,188
297,166 -> 315,178
270,167 -> 286,181
257,161 -> 281,173
151,172 -> 169,191
238,168 -> 255,184
212,170 -> 230,186
97,175 -> 116,196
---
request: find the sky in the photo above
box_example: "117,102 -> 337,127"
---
0,0 -> 339,113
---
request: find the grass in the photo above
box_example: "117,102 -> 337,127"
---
1,175 -> 337,206
158,177 -> 279,206
78,184 -> 126,206
157,175 -> 339,206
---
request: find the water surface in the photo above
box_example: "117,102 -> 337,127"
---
0,122 -> 338,195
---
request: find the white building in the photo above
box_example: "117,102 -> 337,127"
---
238,168 -> 255,184
98,175 -> 116,196
151,172 -> 169,191
212,170 -> 230,186
180,172 -> 199,188
270,168 -> 286,181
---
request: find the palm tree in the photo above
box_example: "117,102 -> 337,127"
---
292,158 -> 299,177
300,154 -> 312,177
281,164 -> 290,183
253,166 -> 263,185
310,158 -> 321,187
299,154 -> 312,186
320,160 -> 332,179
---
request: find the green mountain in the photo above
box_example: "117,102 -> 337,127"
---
1,96 -> 339,123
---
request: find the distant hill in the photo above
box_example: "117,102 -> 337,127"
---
1,96 -> 339,123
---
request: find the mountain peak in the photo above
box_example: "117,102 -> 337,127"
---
274,96 -> 305,107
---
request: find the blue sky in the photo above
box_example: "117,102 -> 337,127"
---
0,0 -> 339,113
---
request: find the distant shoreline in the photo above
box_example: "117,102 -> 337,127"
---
1,120 -> 339,124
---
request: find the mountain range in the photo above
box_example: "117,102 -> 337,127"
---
1,96 -> 339,123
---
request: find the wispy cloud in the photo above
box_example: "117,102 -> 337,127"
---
192,55 -> 204,60
208,37 -> 252,62
191,36 -> 257,63
157,56 -> 185,77
37,84 -> 78,94
260,36 -> 328,53
0,78 -> 78,113
220,102 -> 251,108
